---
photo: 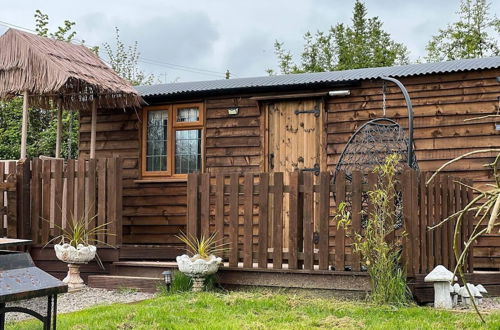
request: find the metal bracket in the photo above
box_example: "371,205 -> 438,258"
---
313,232 -> 320,245
294,107 -> 320,117
301,163 -> 320,176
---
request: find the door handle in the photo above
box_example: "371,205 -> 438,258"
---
269,153 -> 274,169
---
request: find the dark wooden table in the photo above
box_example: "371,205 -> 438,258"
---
0,238 -> 32,255
0,238 -> 66,330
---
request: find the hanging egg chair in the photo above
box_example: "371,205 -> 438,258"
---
333,77 -> 418,236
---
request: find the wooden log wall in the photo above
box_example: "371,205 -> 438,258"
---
79,100 -> 263,251
327,69 -> 500,269
205,98 -> 263,173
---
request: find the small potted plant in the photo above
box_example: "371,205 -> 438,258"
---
47,208 -> 113,291
175,232 -> 225,292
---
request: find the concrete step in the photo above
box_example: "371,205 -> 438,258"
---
112,261 -> 177,277
88,275 -> 163,293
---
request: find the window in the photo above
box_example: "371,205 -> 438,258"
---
142,103 -> 204,178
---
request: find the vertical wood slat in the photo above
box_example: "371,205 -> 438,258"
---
200,173 -> 210,238
448,176 -> 456,270
115,157 -> 123,246
454,179 -> 462,267
0,162 -> 4,237
335,171 -> 346,272
76,159 -> 86,225
257,173 -> 269,268
186,173 -> 199,240
460,179 -> 469,272
65,160 -> 75,233
243,173 -> 254,268
41,160 -> 51,243
53,159 -> 64,238
442,175 -> 450,269
106,158 -> 117,246
466,179 -> 474,273
16,160 -> 30,239
87,159 -> 97,238
435,174 -> 443,266
229,173 -> 239,267
350,171 -> 362,272
427,173 -> 435,270
288,171 -> 299,270
410,170 -> 419,275
303,172 -> 314,270
97,159 -> 107,244
401,170 -> 411,272
318,172 -> 330,270
272,172 -> 283,269
30,159 -> 41,243
215,174 -> 224,246
419,172 -> 428,274
6,162 -> 17,238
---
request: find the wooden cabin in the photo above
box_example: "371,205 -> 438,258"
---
76,57 -> 500,296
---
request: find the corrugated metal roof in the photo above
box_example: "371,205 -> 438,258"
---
136,56 -> 500,97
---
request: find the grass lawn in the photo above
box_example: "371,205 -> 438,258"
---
8,290 -> 500,329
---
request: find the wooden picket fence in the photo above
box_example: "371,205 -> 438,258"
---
0,161 -> 19,238
187,169 -> 474,275
0,157 -> 123,247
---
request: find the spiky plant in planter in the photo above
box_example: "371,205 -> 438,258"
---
175,232 -> 226,292
46,207 -> 114,291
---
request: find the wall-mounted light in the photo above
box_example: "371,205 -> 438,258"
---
227,107 -> 239,116
328,90 -> 350,97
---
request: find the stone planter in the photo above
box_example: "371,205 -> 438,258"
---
176,254 -> 222,292
54,243 -> 97,291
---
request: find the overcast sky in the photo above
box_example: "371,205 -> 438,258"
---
1,0 -> 499,83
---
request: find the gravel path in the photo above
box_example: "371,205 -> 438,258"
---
5,287 -> 154,323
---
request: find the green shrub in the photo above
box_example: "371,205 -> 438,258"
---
336,154 -> 411,306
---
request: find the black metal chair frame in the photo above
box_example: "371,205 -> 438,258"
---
0,294 -> 58,330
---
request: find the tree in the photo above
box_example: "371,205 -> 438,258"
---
270,0 -> 409,74
103,27 -> 155,86
425,0 -> 500,62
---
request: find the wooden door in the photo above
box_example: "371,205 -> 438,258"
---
266,98 -> 325,250
267,98 -> 324,174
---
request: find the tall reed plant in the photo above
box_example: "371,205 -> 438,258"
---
336,154 -> 411,306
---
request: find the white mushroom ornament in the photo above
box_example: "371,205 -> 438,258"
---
424,265 -> 457,309
458,283 -> 477,307
451,283 -> 460,307
476,284 -> 487,304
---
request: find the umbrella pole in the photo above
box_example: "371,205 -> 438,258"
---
20,91 -> 29,159
90,98 -> 97,159
55,98 -> 63,158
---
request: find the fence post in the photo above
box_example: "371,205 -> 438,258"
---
187,173 -> 199,240
229,173 -> 239,267
6,162 -> 17,238
334,171 -> 346,272
16,159 -> 31,239
351,171 -> 362,272
288,171 -> 299,270
318,172 -> 330,271
115,157 -> 123,246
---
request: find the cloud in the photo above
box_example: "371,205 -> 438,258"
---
79,9 -> 220,81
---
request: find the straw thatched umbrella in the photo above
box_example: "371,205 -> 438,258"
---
0,28 -> 142,159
